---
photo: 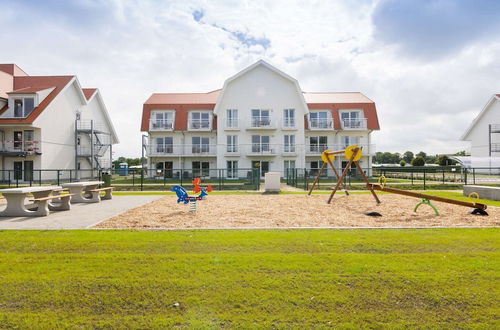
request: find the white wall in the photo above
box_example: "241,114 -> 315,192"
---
466,99 -> 500,157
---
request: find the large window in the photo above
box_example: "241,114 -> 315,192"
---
226,109 -> 238,128
227,135 -> 238,153
251,109 -> 271,127
283,109 -> 295,128
309,136 -> 328,153
190,112 -> 210,129
342,136 -> 360,149
340,110 -> 363,128
13,97 -> 35,118
284,160 -> 296,176
192,161 -> 210,178
284,134 -> 295,153
227,160 -> 238,179
192,137 -> 210,154
155,137 -> 173,154
151,111 -> 174,130
252,135 -> 270,153
309,111 -> 331,129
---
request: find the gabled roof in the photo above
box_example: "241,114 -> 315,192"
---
82,88 -> 98,100
461,94 -> 500,140
0,75 -> 75,124
145,89 -> 220,105
214,60 -> 309,114
7,86 -> 54,94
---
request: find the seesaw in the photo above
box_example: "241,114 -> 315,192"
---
309,145 -> 488,216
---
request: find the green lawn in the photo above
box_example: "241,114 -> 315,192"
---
0,229 -> 499,328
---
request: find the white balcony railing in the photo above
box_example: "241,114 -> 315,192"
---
341,118 -> 367,130
225,119 -> 239,130
246,143 -> 278,156
282,118 -> 296,129
309,118 -> 333,130
149,119 -> 174,131
248,117 -> 275,129
0,140 -> 41,154
306,144 -> 376,156
147,144 -> 216,157
188,119 -> 211,130
306,144 -> 329,155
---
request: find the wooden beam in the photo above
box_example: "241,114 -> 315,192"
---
307,162 -> 327,195
354,161 -> 380,204
327,148 -> 358,204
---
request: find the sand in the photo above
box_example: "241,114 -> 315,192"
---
95,194 -> 500,229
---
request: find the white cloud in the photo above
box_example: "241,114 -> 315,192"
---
0,0 -> 499,158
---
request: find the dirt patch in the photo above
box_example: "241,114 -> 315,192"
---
95,194 -> 500,229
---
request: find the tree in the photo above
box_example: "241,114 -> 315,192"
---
412,156 -> 425,166
403,151 -> 414,163
437,155 -> 451,166
400,160 -> 406,167
416,151 -> 427,159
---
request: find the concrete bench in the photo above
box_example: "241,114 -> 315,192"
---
29,194 -> 75,211
463,185 -> 500,201
88,187 -> 113,201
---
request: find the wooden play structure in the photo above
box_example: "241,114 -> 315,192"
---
308,145 -> 488,216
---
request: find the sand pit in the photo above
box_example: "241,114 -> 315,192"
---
95,194 -> 500,229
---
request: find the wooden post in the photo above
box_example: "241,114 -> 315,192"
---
354,161 -> 380,204
308,162 -> 327,195
325,158 -> 349,195
327,149 -> 358,204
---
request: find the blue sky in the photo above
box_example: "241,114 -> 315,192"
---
1,0 -> 500,157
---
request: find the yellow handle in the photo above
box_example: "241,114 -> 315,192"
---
468,192 -> 479,200
378,175 -> 387,189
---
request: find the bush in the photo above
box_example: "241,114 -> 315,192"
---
412,156 -> 425,166
400,160 -> 406,167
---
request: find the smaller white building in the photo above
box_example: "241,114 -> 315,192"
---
0,64 -> 119,182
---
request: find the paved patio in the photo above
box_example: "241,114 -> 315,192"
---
0,195 -> 162,229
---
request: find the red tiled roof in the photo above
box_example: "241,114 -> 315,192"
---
82,88 -> 97,100
145,90 -> 221,105
7,86 -> 54,94
0,76 -> 74,124
0,64 -> 29,76
303,92 -> 373,104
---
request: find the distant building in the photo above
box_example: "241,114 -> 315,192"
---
0,64 -> 119,182
140,60 -> 380,179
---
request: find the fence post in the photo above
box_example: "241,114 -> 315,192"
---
464,168 -> 467,185
304,168 -> 307,190
140,168 -> 144,192
8,170 -> 11,187
423,169 -> 426,190
57,170 -> 60,186
219,169 -> 222,191
473,168 -> 476,185
442,169 -> 445,184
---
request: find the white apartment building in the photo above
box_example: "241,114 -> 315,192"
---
0,64 -> 119,182
140,60 -> 379,178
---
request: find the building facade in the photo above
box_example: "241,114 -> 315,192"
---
0,64 -> 119,182
461,94 -> 500,158
140,60 -> 379,179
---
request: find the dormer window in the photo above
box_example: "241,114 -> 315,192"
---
13,97 -> 35,117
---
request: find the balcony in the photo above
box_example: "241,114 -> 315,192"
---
282,144 -> 297,156
305,144 -> 329,156
225,144 -> 240,156
246,143 -> 278,156
147,144 -> 216,157
332,144 -> 376,156
224,119 -> 240,130
282,118 -> 297,130
149,119 -> 174,131
188,119 -> 211,131
0,140 -> 41,156
308,118 -> 333,130
341,118 -> 367,130
491,143 -> 500,153
247,117 -> 276,130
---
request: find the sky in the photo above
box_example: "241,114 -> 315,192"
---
1,0 -> 500,158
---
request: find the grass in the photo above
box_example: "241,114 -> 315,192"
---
0,229 -> 498,328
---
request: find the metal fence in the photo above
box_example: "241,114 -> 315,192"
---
286,166 -> 500,191
0,168 -> 261,191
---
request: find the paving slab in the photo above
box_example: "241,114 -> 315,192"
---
0,195 -> 162,229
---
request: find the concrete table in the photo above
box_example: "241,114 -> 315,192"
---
0,186 -> 62,217
61,181 -> 104,203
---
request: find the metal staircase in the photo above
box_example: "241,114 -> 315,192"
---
75,119 -> 113,178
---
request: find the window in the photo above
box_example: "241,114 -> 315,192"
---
340,110 -> 363,128
226,109 -> 238,128
283,109 -> 295,127
309,136 -> 328,153
227,160 -> 238,179
192,137 -> 209,154
309,111 -> 331,129
192,161 -> 210,178
13,98 -> 35,118
284,160 -> 296,176
13,131 -> 22,150
310,161 -> 324,177
341,136 -> 360,149
251,109 -> 271,127
152,111 -> 174,130
227,135 -> 238,153
14,161 -> 23,180
24,130 -> 35,151
156,137 -> 173,153
284,134 -> 295,153
252,135 -> 270,153
190,112 -> 210,129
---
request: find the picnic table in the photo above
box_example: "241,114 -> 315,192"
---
61,181 -> 106,203
0,186 -> 67,217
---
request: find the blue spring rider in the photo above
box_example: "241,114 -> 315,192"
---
171,178 -> 210,211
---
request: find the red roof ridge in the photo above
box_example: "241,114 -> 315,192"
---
8,86 -> 55,93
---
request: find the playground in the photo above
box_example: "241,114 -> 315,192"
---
95,193 -> 500,229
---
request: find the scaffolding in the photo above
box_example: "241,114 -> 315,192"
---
489,124 -> 500,156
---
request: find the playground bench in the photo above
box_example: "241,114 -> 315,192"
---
88,187 -> 113,201
29,194 -> 75,212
